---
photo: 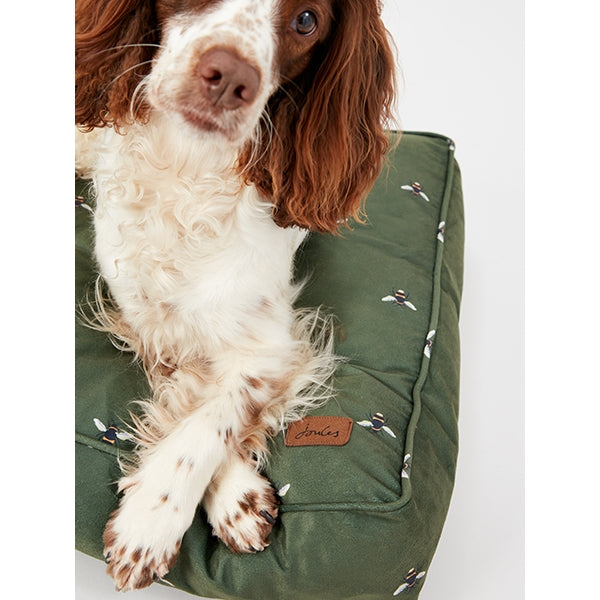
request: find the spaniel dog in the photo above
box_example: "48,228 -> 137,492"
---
76,0 -> 395,591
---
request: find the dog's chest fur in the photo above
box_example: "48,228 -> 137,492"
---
89,115 -> 306,352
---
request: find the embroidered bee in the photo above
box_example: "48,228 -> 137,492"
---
382,290 -> 417,311
401,182 -> 430,202
424,330 -> 436,359
401,454 -> 412,479
393,568 -> 427,595
75,196 -> 93,213
437,221 -> 446,243
93,418 -> 134,445
278,483 -> 291,497
357,412 -> 396,438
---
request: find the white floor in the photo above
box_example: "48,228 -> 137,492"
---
76,552 -> 197,600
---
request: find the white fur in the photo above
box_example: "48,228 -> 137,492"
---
79,0 -> 336,591
147,0 -> 278,143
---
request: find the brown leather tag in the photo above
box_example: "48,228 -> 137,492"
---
285,416 -> 353,447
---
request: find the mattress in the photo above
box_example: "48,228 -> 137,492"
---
75,130 -> 464,599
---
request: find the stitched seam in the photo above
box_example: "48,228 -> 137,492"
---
400,137 -> 457,504
76,432 -> 125,458
74,131 -> 459,516
281,135 -> 458,514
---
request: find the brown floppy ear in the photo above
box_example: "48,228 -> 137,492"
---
240,0 -> 396,233
75,0 -> 158,130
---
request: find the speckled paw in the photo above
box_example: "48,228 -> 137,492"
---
103,513 -> 181,591
205,464 -> 281,553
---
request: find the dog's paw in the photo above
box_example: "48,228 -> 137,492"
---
103,516 -> 181,591
204,462 -> 280,553
102,476 -> 189,591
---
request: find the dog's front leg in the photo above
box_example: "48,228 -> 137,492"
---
103,401 -> 227,591
203,452 -> 281,554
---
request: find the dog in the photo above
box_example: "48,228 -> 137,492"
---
75,0 -> 395,590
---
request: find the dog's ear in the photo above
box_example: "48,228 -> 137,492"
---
240,0 -> 396,233
75,0 -> 158,130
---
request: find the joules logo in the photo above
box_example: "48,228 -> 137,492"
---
285,416 -> 353,447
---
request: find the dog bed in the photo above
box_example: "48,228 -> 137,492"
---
75,131 -> 464,599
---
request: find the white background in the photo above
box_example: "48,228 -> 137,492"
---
10,1 -> 600,599
381,2 -> 525,598
74,2 -> 526,598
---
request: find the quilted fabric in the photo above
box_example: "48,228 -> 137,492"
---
75,131 -> 464,599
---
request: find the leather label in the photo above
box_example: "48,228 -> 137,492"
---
284,416 -> 353,447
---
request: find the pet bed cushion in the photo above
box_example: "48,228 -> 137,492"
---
75,131 -> 464,599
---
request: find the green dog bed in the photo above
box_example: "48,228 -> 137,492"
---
75,131 -> 464,599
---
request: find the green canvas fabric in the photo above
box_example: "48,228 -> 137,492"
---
75,131 -> 464,599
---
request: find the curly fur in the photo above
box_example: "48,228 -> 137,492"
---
75,0 -> 395,591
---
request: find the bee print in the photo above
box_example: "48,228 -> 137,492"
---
401,182 -> 430,202
93,418 -> 134,445
437,221 -> 446,243
75,196 -> 93,213
357,412 -> 396,438
401,454 -> 412,479
382,290 -> 417,311
393,568 -> 426,595
278,483 -> 291,497
424,330 -> 436,359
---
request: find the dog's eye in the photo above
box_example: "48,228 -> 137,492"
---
292,11 -> 318,36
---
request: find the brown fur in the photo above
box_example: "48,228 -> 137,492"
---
75,0 -> 159,130
76,0 -> 396,584
103,512 -> 182,590
240,0 -> 396,232
75,0 -> 396,232
209,486 -> 279,554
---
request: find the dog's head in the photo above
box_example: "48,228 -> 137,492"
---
75,0 -> 396,231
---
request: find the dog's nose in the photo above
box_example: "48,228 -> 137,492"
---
197,48 -> 260,110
